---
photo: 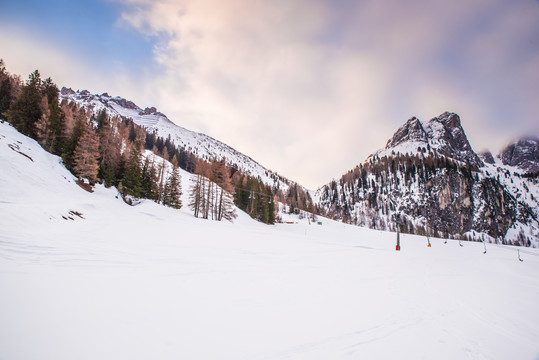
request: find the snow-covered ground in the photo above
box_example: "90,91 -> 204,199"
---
1,121 -> 539,360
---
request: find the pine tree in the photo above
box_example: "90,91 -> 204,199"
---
42,77 -> 58,104
73,122 -> 100,184
35,111 -> 53,151
209,159 -> 236,221
97,113 -> 122,187
47,98 -> 65,154
219,186 -> 237,221
62,115 -> 85,170
35,98 -> 64,153
189,174 -> 204,218
0,59 -> 14,120
6,70 -> 43,138
141,156 -> 156,200
266,185 -> 276,224
164,164 -> 182,209
122,146 -> 143,197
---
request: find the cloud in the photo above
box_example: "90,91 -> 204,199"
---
5,0 -> 536,189
117,0 -> 402,187
118,0 -> 538,188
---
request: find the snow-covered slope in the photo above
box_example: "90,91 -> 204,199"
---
2,120 -> 539,360
0,120 -> 247,225
316,112 -> 539,245
60,88 -> 291,191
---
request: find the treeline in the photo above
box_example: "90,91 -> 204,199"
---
234,175 -> 275,224
318,153 -> 481,236
145,131 -> 197,173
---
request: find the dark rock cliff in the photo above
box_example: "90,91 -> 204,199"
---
500,137 -> 539,174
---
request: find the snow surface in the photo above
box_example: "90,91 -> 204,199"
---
1,120 -> 539,360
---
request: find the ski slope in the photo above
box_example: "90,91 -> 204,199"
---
1,121 -> 539,360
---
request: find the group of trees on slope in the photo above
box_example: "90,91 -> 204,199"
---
0,62 -> 182,209
1,62 -> 318,224
318,152 -> 537,245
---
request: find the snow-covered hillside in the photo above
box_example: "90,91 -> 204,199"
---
2,120 -> 539,360
315,112 -> 539,245
60,88 -> 292,192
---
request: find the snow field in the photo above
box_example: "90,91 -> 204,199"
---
1,121 -> 539,360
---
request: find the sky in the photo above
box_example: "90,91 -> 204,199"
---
1,0 -> 538,189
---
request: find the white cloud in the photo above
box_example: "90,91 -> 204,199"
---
4,0 -> 537,189
117,0 -> 409,187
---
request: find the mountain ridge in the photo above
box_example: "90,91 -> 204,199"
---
499,137 -> 539,174
59,87 -> 297,193
42,84 -> 539,245
372,112 -> 483,169
315,112 -> 539,246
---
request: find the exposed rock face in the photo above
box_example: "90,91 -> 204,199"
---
61,88 -> 140,111
413,168 -> 475,235
385,117 -> 428,148
380,112 -> 483,169
139,107 -> 158,116
110,97 -> 138,110
500,137 -> 539,173
423,112 -> 483,168
472,178 -> 517,237
60,87 -> 76,96
478,151 -> 495,164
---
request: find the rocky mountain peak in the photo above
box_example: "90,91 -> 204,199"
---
437,111 -> 462,129
424,112 -> 483,168
139,106 -> 162,116
478,150 -> 495,165
109,97 -> 138,110
385,116 -> 428,148
500,137 -> 539,173
60,87 -> 76,96
379,112 -> 483,168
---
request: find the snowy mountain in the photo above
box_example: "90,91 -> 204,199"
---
55,88 -> 539,244
315,112 -> 539,246
499,137 -> 539,174
59,87 -> 292,192
372,112 -> 483,168
2,119 -> 539,360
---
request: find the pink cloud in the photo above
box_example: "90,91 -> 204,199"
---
115,0 -> 539,188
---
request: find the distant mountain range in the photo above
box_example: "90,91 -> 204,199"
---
59,88 -> 538,246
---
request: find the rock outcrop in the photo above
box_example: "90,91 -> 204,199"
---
500,137 -> 539,174
379,112 -> 483,169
